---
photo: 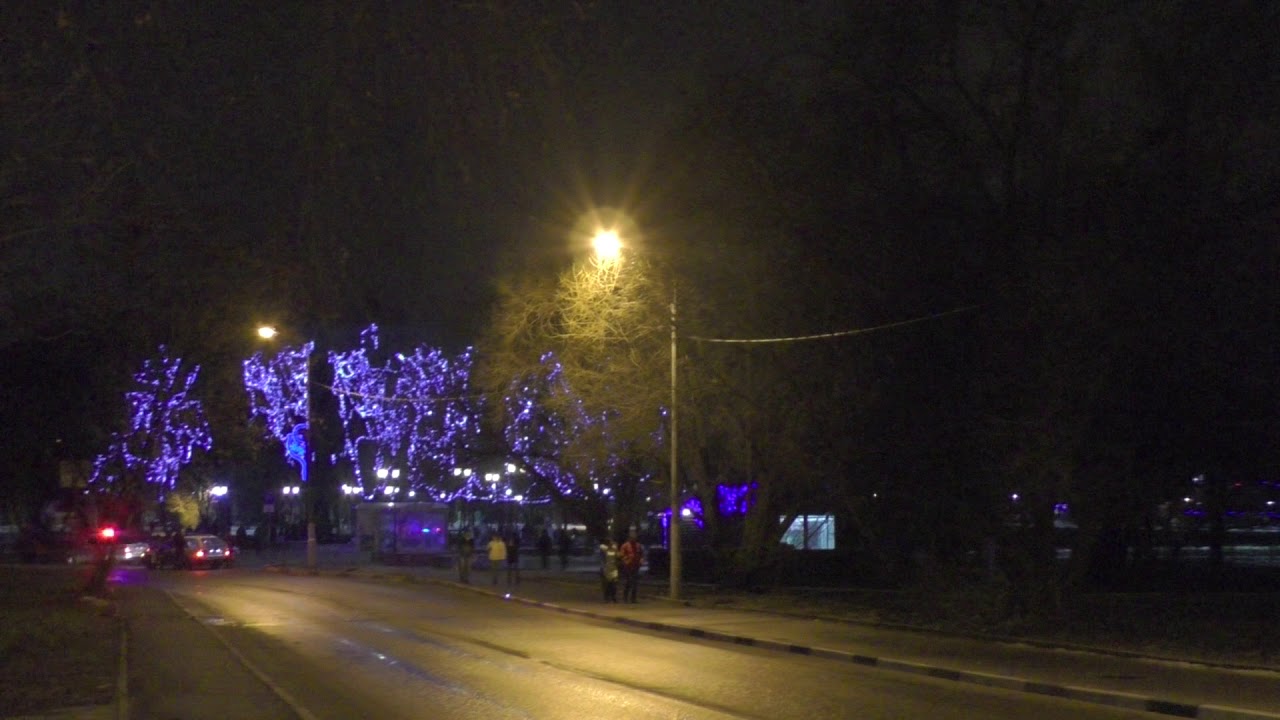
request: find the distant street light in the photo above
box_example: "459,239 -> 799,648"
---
590,228 -> 681,601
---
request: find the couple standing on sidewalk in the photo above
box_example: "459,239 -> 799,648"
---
601,530 -> 643,603
454,529 -> 519,586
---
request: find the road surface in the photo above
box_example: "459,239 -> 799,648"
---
117,567 -> 1155,720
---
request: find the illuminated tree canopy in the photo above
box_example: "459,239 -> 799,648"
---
329,325 -> 481,498
91,347 -> 212,494
503,351 -> 592,497
479,255 -> 668,536
497,349 -> 654,538
243,340 -> 313,480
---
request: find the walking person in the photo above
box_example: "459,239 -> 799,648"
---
599,538 -> 619,602
557,528 -> 571,571
170,528 -> 186,570
456,529 -> 474,584
619,530 -> 644,603
505,532 -> 521,587
487,531 -> 507,586
537,527 -> 552,570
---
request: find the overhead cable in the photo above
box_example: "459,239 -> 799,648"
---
685,305 -> 979,345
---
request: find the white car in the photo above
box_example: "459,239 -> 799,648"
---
114,540 -> 153,566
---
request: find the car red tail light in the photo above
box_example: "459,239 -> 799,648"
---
195,550 -> 205,558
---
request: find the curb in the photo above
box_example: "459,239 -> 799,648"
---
506,595 -> 1280,720
265,565 -> 1280,720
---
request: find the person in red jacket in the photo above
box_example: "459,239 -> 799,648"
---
618,529 -> 644,603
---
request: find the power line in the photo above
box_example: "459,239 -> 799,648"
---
685,305 -> 979,345
309,305 -> 978,403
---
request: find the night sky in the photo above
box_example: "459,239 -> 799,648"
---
0,1 -> 840,464
2,2 -> 1277,519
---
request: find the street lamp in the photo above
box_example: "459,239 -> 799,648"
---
590,228 -> 681,601
591,229 -> 622,261
256,324 -> 318,569
209,485 -> 229,533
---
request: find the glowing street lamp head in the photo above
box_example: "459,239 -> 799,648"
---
591,229 -> 622,261
256,325 -> 279,340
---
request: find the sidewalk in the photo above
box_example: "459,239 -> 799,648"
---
253,543 -> 1280,720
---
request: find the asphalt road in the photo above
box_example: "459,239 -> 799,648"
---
114,567 -> 1158,720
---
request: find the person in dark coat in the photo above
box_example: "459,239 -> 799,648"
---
537,528 -> 553,570
170,528 -> 186,569
456,529 -> 475,583
505,532 -> 521,587
557,528 -> 571,571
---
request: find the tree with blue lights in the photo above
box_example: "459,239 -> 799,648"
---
243,340 -> 313,482
328,324 -> 481,499
479,259 -> 668,540
91,347 -> 213,517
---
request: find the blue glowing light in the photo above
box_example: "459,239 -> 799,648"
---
284,423 -> 309,483
718,483 -> 756,516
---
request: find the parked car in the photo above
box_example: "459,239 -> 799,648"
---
180,534 -> 234,569
113,537 -> 153,566
66,528 -> 152,566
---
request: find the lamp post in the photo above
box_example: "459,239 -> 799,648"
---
668,287 -> 680,601
591,229 -> 681,601
257,324 -> 318,569
210,484 -> 229,535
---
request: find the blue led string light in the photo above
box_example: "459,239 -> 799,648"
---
327,325 -> 482,500
92,346 -> 212,490
243,340 -> 313,481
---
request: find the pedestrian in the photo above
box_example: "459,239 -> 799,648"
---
457,529 -> 475,584
599,538 -> 619,602
537,527 -> 552,570
619,529 -> 644,603
505,532 -> 521,587
235,525 -> 249,554
557,528 -> 571,571
487,532 -> 507,586
170,528 -> 186,570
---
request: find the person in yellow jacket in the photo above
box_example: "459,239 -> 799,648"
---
487,532 -> 507,586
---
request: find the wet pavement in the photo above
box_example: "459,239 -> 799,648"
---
21,543 -> 1279,720
255,544 -> 1280,720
